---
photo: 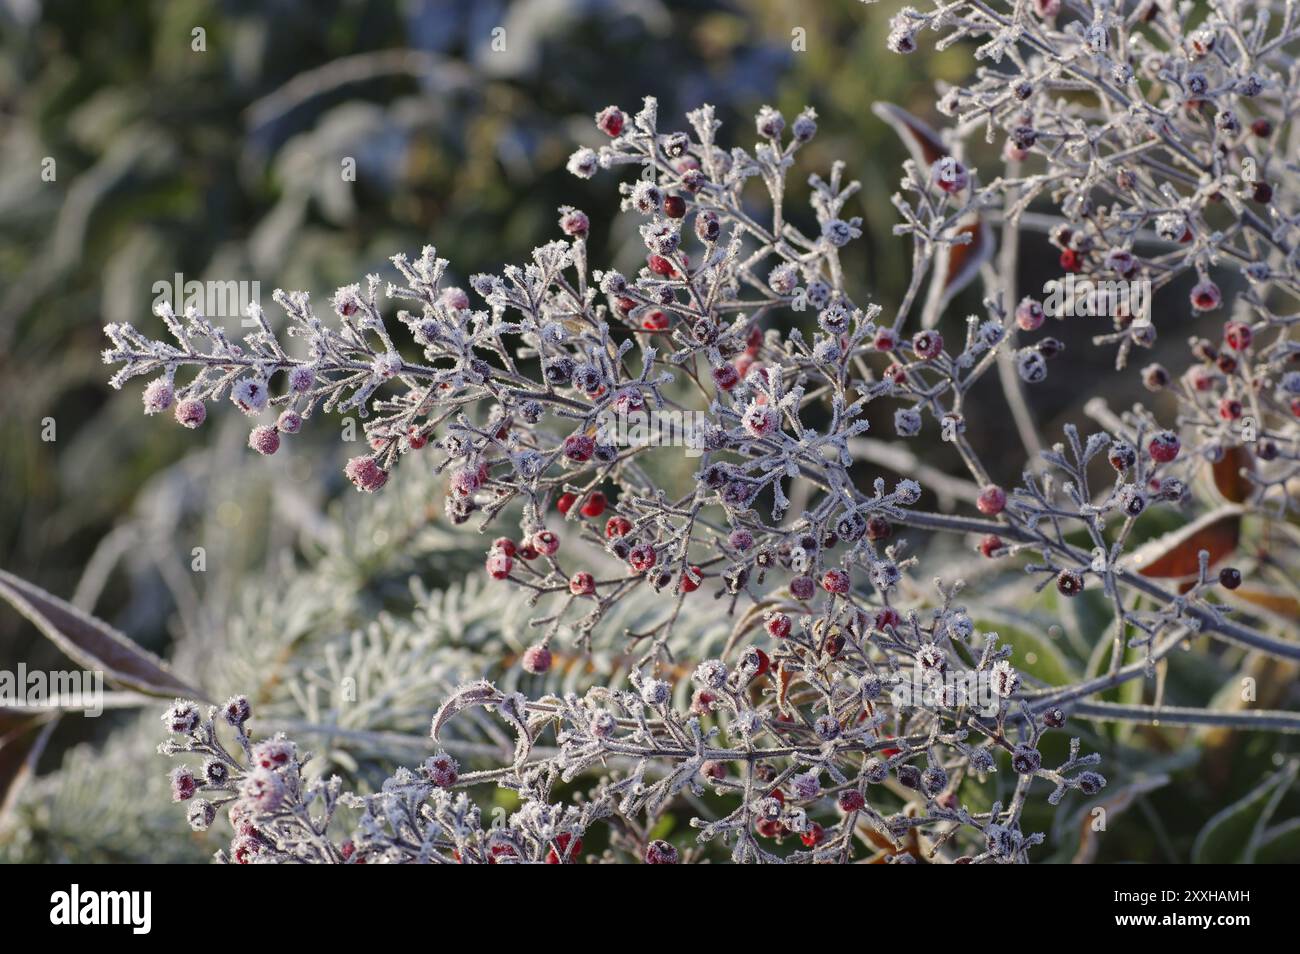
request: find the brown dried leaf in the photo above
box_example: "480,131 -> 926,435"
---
1210,445 -> 1254,503
0,569 -> 205,700
1131,509 -> 1241,579
872,102 -> 947,166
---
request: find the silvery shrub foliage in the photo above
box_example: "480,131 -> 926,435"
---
98,0 -> 1300,863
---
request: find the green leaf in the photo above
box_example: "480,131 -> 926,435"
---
1254,818 -> 1300,864
1191,761 -> 1297,863
976,614 -> 1078,689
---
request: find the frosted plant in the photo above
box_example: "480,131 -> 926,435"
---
93,5 -> 1300,863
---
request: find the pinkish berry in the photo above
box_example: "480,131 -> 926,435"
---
1015,297 -> 1045,331
976,484 -> 1007,515
563,433 -> 595,462
287,365 -> 315,393
486,549 -> 513,580
645,840 -> 679,864
241,767 -> 286,811
531,529 -> 561,556
712,364 -> 740,391
691,689 -> 717,716
1190,279 -> 1222,312
174,398 -> 206,429
559,207 -> 590,237
741,401 -> 780,438
729,528 -> 755,551
248,426 -> 280,455
1218,397 -> 1243,420
765,612 -> 792,638
1148,430 -> 1181,463
627,543 -> 657,574
821,569 -> 850,594
874,328 -> 898,351
440,287 -> 470,311
277,410 -> 303,434
1223,321 -> 1252,351
605,516 -> 632,538
163,700 -> 200,734
979,535 -> 1005,558
230,376 -> 269,414
424,752 -> 459,788
344,456 -> 388,492
522,644 -> 553,674
838,789 -> 866,812
912,330 -> 944,360
569,571 -> 596,596
142,378 -> 174,415
790,575 -> 815,600
931,158 -> 969,193
596,106 -> 625,137
170,766 -> 197,802
491,537 -> 516,557
450,466 -> 485,497
222,695 -> 251,726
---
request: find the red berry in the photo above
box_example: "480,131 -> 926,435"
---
821,569 -> 850,594
1147,430 -> 1181,463
1224,321 -> 1252,351
595,106 -> 624,137
865,515 -> 892,541
679,565 -> 703,593
765,612 -> 792,639
874,607 -> 901,631
976,484 -> 1007,515
486,550 -> 513,580
1059,248 -> 1082,272
838,790 -> 866,812
712,364 -> 740,391
642,310 -> 670,331
1218,398 -> 1243,420
749,648 -> 771,677
531,529 -> 561,556
546,832 -> 582,864
663,196 -> 686,219
800,822 -> 824,847
627,544 -> 657,574
1190,279 -> 1222,312
605,515 -> 632,538
522,644 -> 552,673
645,839 -> 679,864
1251,118 -> 1272,137
563,433 -> 595,462
874,328 -> 898,351
1015,297 -> 1045,331
580,492 -> 607,518
979,534 -> 1005,557
912,330 -> 944,361
491,537 -> 516,557
557,492 -> 577,515
569,571 -> 596,596
790,575 -> 815,600
1056,569 -> 1084,597
648,254 -> 677,278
